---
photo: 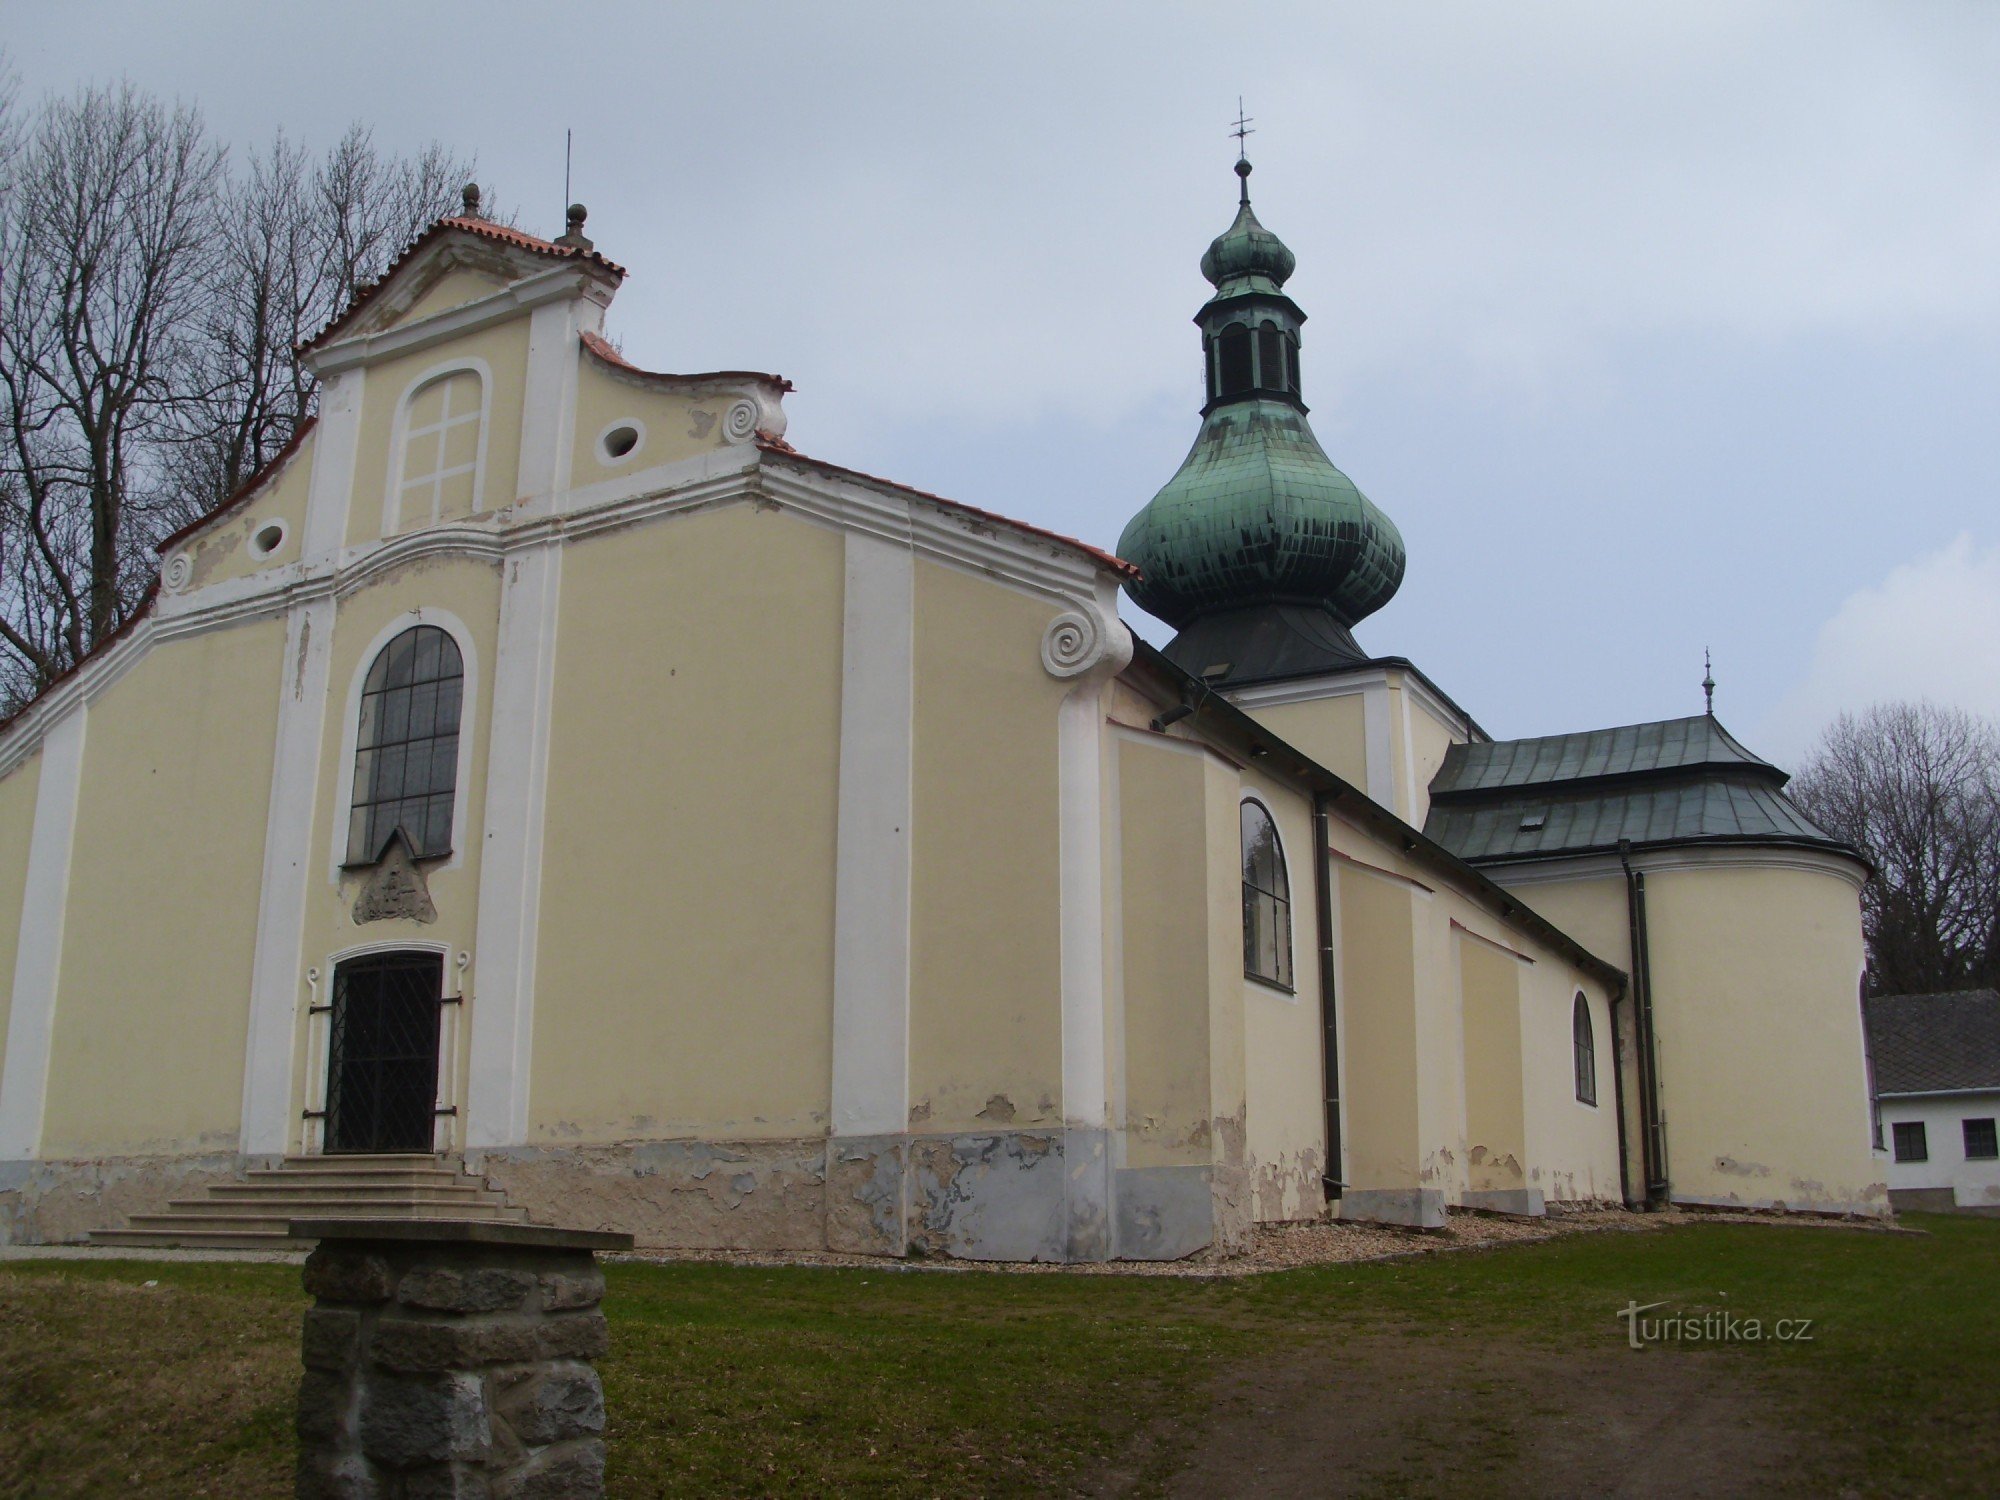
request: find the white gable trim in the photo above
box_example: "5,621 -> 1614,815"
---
306,263 -> 614,378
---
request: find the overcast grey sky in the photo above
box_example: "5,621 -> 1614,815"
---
11,2 -> 1997,761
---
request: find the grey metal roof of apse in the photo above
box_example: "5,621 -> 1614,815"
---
1424,714 -> 1860,866
1865,991 -> 2000,1095
1431,715 -> 1774,796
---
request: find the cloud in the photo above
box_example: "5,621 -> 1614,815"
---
1757,534 -> 2000,762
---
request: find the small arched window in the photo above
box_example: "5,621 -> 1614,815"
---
1286,335 -> 1302,397
1573,993 -> 1597,1106
347,625 -> 464,864
1216,324 -> 1253,398
396,370 -> 483,531
1241,800 -> 1293,989
1256,322 -> 1285,393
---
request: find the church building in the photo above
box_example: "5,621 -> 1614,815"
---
0,165 -> 1886,1259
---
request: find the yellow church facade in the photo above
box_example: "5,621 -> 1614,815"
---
0,184 -> 1885,1258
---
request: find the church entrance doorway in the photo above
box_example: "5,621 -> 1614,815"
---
325,951 -> 444,1154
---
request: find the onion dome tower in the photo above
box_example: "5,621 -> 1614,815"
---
1118,155 -> 1406,685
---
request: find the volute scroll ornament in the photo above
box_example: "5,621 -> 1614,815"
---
1041,608 -> 1130,680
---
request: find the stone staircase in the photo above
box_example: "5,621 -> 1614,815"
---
89,1155 -> 528,1251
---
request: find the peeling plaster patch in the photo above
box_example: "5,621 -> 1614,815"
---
1250,1146 -> 1325,1224
907,1100 -> 931,1125
1714,1156 -> 1772,1178
826,1136 -> 908,1256
0,1153 -> 245,1245
477,1140 -> 825,1251
975,1094 -> 1017,1125
688,410 -> 716,439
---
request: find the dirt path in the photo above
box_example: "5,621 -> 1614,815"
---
1097,1330 -> 1800,1499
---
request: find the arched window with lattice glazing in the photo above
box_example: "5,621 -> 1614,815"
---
347,625 -> 464,864
1573,992 -> 1597,1106
1241,799 -> 1293,989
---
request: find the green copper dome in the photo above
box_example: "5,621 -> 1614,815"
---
1199,159 -> 1297,295
1118,158 -> 1406,667
1119,401 -> 1405,630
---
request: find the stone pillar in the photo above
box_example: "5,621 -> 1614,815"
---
291,1220 -> 633,1500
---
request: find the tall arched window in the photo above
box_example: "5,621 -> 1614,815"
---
347,625 -> 464,864
1573,993 -> 1597,1106
396,370 -> 483,531
1241,799 -> 1293,989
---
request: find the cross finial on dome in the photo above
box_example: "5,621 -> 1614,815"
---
1231,99 -> 1255,204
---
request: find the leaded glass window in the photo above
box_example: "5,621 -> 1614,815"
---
1573,993 -> 1597,1106
1241,800 -> 1292,989
347,625 -> 463,864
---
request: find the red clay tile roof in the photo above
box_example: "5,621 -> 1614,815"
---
300,215 -> 627,354
154,417 -> 319,555
756,441 -> 1140,582
580,331 -> 792,394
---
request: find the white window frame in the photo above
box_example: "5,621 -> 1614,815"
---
1240,793 -> 1295,994
329,609 -> 480,883
303,938 -> 467,1156
382,358 -> 492,536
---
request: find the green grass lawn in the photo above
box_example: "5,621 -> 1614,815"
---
1,1215 -> 1994,1497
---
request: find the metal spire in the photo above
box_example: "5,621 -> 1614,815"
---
1231,99 -> 1255,204
1703,649 -> 1716,717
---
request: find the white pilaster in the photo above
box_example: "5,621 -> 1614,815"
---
828,531 -> 915,1138
465,541 -> 563,1147
1363,684 -> 1395,812
517,297 -> 596,516
237,595 -> 336,1155
0,708 -> 88,1158
300,368 -> 366,563
1058,682 -> 1111,1132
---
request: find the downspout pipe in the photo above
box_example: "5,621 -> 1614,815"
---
1607,976 -> 1635,1211
1313,793 -> 1344,1202
1619,839 -> 1670,1206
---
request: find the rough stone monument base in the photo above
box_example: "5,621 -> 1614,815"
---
290,1219 -> 633,1500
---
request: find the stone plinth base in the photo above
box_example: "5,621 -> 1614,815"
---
291,1219 -> 633,1499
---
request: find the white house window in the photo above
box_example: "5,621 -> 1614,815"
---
347,625 -> 464,863
1892,1121 -> 1928,1163
396,370 -> 483,530
1573,993 -> 1597,1106
1241,799 -> 1292,990
1965,1118 -> 1998,1161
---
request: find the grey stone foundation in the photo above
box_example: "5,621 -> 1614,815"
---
1339,1187 -> 1448,1229
292,1220 -> 632,1499
1460,1188 -> 1547,1217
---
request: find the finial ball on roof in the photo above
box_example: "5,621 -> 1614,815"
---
1235,157 -> 1252,179
567,203 -> 587,230
461,183 -> 482,218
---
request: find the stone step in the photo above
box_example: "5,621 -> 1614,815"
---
90,1228 -> 302,1251
276,1160 -> 440,1176
214,1180 -> 499,1203
164,1193 -> 516,1218
243,1169 -> 470,1191
134,1200 -> 532,1232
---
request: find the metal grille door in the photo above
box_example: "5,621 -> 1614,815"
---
326,952 -> 444,1154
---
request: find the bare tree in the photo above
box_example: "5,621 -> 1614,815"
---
0,78 -> 478,712
0,82 -> 223,695
167,126 -> 472,523
1791,702 -> 2000,996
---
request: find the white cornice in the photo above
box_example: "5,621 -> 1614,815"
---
305,264 -> 611,377
1479,842 -> 1869,892
1228,663 -> 1479,743
0,447 -> 1129,780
